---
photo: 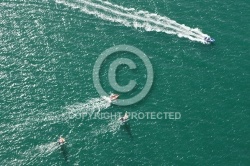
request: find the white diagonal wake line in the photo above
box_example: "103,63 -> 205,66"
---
55,0 -> 209,43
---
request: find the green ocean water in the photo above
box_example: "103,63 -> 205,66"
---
0,0 -> 249,165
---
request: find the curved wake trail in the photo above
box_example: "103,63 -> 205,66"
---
64,97 -> 111,116
16,97 -> 111,127
55,0 -> 209,43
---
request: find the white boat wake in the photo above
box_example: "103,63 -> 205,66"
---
23,142 -> 59,165
64,97 -> 111,118
22,97 -> 111,124
55,0 -> 210,43
91,117 -> 123,136
36,142 -> 59,154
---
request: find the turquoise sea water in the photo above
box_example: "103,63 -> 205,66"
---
0,0 -> 249,165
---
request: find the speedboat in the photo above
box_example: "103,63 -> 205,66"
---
204,36 -> 215,43
102,93 -> 119,103
110,94 -> 119,101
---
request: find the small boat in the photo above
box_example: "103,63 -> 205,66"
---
58,136 -> 65,145
204,36 -> 215,43
119,112 -> 129,123
110,94 -> 119,101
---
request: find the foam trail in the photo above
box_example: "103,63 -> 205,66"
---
18,97 -> 111,126
36,142 -> 59,154
24,142 -> 59,165
91,114 -> 123,136
63,97 -> 111,118
55,0 -> 210,43
107,118 -> 123,133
